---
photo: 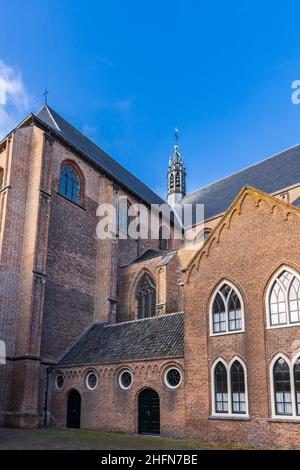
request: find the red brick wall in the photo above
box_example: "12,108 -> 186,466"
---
0,123 -> 166,427
120,256 -> 162,321
119,252 -> 182,322
50,358 -> 185,438
184,189 -> 300,448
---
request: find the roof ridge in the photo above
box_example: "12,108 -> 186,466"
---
32,105 -> 166,207
42,105 -> 61,131
185,185 -> 300,273
105,312 -> 184,328
183,141 -> 300,201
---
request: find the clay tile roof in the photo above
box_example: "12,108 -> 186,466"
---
59,312 -> 184,366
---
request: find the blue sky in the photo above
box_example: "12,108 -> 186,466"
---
1,0 -> 300,198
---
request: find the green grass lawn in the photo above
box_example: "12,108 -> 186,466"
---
0,427 -> 248,450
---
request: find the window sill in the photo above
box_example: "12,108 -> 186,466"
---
268,417 -> 300,423
267,323 -> 300,331
57,192 -> 86,210
209,415 -> 250,421
210,330 -> 245,338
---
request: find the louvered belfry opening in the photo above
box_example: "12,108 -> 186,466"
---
137,274 -> 156,319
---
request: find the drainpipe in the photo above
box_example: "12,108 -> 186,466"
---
44,366 -> 51,426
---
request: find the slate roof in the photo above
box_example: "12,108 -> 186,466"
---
13,105 -> 300,223
181,144 -> 300,222
59,312 -> 184,366
127,248 -> 165,265
33,105 -> 165,207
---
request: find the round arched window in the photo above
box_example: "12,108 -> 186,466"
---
164,367 -> 182,389
55,374 -> 64,390
119,370 -> 133,390
86,372 -> 98,390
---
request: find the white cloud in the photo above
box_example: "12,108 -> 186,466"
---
94,55 -> 113,67
82,124 -> 98,138
0,60 -> 32,140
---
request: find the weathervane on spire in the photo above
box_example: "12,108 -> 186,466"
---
43,88 -> 49,105
174,127 -> 179,145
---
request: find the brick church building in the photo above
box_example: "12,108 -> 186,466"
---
1,105 -> 300,448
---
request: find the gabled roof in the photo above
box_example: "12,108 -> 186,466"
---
186,185 -> 300,276
59,312 -> 184,366
32,105 -> 165,207
181,144 -> 300,221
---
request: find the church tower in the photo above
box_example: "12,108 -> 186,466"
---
167,129 -> 186,206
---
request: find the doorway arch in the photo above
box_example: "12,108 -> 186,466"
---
138,388 -> 160,435
67,389 -> 81,429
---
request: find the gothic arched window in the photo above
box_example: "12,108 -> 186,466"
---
231,360 -> 246,414
118,199 -> 129,235
212,358 -> 248,417
136,274 -> 156,319
270,355 -> 300,418
210,282 -> 243,335
273,357 -> 292,416
214,362 -> 228,413
294,358 -> 300,415
59,163 -> 80,203
268,268 -> 300,327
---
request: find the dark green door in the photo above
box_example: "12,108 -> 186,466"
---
67,389 -> 81,429
138,388 -> 160,435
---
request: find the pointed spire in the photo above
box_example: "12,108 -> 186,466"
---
167,128 -> 186,206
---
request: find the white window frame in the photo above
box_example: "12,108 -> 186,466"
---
118,369 -> 133,390
211,357 -> 249,418
266,266 -> 300,330
85,371 -> 98,391
164,367 -> 183,390
270,353 -> 300,421
209,280 -> 245,336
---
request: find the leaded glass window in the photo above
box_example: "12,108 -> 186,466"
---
269,269 -> 300,326
86,372 -> 98,390
215,362 -> 228,413
212,293 -> 226,333
137,275 -> 156,319
273,358 -> 292,416
119,199 -> 129,235
165,368 -> 182,389
119,370 -> 132,389
294,359 -> 300,416
212,283 -> 243,334
59,164 -> 80,203
231,361 -> 246,414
